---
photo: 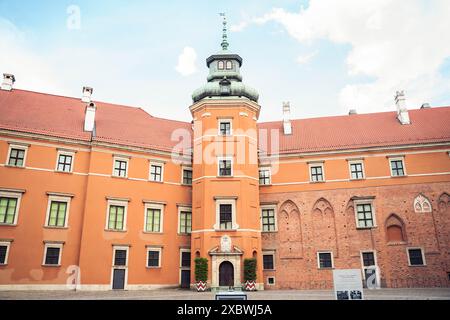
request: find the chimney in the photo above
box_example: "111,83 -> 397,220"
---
282,101 -> 292,135
348,109 -> 357,115
395,90 -> 410,125
82,86 -> 93,103
1,73 -> 15,91
84,102 -> 96,132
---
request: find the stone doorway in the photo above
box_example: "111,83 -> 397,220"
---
219,261 -> 234,287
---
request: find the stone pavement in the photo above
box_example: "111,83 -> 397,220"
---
0,288 -> 449,300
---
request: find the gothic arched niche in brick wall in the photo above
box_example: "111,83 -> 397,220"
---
385,213 -> 406,243
438,193 -> 450,213
311,198 -> 338,252
279,200 -> 303,259
437,193 -> 450,247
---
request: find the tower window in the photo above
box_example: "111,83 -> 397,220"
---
226,61 -> 233,70
218,61 -> 225,70
219,120 -> 232,136
219,204 -> 233,230
218,158 -> 232,176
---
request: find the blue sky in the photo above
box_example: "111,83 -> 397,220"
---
1,0 -> 449,122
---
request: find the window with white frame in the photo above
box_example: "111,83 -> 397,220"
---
0,190 -> 22,226
263,251 -> 275,270
43,243 -> 63,266
7,145 -> 28,167
389,157 -> 406,177
355,201 -> 376,228
218,119 -> 232,136
113,157 -> 128,178
45,195 -> 71,228
217,60 -> 225,70
214,198 -> 238,230
261,206 -> 277,232
309,163 -> 325,182
147,247 -> 162,268
317,251 -> 334,269
259,168 -> 271,185
150,163 -> 164,182
113,247 -> 128,266
180,249 -> 191,268
106,200 -> 127,231
267,276 -> 276,286
56,151 -> 74,173
218,157 -> 232,177
407,248 -> 426,266
0,242 -> 11,265
414,194 -> 432,213
182,167 -> 192,185
144,203 -> 164,233
349,161 -> 365,180
178,208 -> 192,234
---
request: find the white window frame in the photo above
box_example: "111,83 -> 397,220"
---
6,144 -> 28,167
354,200 -> 377,229
406,247 -> 426,267
309,162 -> 325,182
42,242 -> 63,266
149,162 -> 164,182
217,156 -> 233,177
112,156 -> 129,178
178,206 -> 192,234
262,250 -> 276,270
348,160 -> 365,180
260,205 -> 277,232
218,118 -> 233,136
181,166 -> 193,185
214,198 -> 238,230
44,195 -> 71,228
266,276 -> 276,286
105,200 -> 128,231
143,202 -> 164,233
317,251 -> 334,269
259,167 -> 272,185
55,150 -> 75,173
389,156 -> 407,177
0,241 -> 11,265
146,247 -> 162,268
0,190 -> 23,226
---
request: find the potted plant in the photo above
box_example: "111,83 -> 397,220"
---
194,257 -> 208,292
243,258 -> 257,291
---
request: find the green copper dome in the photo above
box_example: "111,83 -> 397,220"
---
192,15 -> 259,103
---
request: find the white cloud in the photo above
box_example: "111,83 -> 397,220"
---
296,51 -> 318,65
175,46 -> 197,77
236,0 -> 450,113
230,21 -> 248,32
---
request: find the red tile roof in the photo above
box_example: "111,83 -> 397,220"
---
1,89 -> 449,155
257,107 -> 450,155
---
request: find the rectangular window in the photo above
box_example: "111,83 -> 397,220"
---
219,204 -> 233,230
44,246 -> 62,266
108,205 -> 125,231
390,158 -> 405,176
181,251 -> 191,268
267,277 -> 275,285
8,148 -> 26,167
218,158 -> 232,176
147,250 -> 161,267
356,203 -> 375,228
57,153 -> 73,172
219,120 -> 232,136
0,197 -> 18,225
47,201 -> 67,227
0,244 -> 10,265
310,165 -> 324,182
261,208 -> 276,232
350,162 -> 364,180
263,254 -> 274,270
362,252 -> 375,267
145,208 -> 161,232
179,210 -> 192,234
150,164 -> 163,182
318,252 -> 333,269
259,169 -> 271,185
408,248 -> 425,266
114,249 -> 127,266
183,169 -> 192,185
113,159 -> 128,177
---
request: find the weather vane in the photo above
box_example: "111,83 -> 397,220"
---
219,12 -> 229,51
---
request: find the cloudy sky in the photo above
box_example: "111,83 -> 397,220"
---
1,0 -> 450,122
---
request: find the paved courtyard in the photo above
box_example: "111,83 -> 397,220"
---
0,288 -> 449,300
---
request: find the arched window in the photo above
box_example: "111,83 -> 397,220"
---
226,61 -> 233,70
386,214 -> 406,243
217,61 -> 224,70
414,194 -> 432,213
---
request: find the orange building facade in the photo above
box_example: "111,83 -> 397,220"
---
0,34 -> 449,291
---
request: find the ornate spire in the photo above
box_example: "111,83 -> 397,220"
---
219,13 -> 229,51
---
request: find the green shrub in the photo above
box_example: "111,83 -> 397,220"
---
243,258 -> 257,282
194,257 -> 208,282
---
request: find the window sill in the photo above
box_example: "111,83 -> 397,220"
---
142,231 -> 164,235
111,175 -> 128,179
42,264 -> 61,268
261,231 -> 278,233
356,226 -> 377,230
263,269 -> 276,272
318,267 -> 334,270
148,180 -> 164,184
54,170 -> 73,175
0,223 -> 17,227
310,180 -> 325,183
181,183 -> 192,187
178,233 -> 192,236
4,165 -> 25,169
387,241 -> 407,246
104,229 -> 127,233
146,266 -> 161,269
390,175 -> 408,178
0,264 -> 8,267
408,264 -> 427,267
349,178 -> 365,181
259,184 -> 272,187
44,226 -> 69,230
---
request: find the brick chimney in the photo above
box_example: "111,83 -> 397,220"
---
282,101 -> 292,135
82,86 -> 94,103
84,102 -> 96,132
395,90 -> 411,125
1,73 -> 15,91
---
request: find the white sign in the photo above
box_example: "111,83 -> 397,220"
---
333,269 -> 364,300
220,235 -> 232,253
